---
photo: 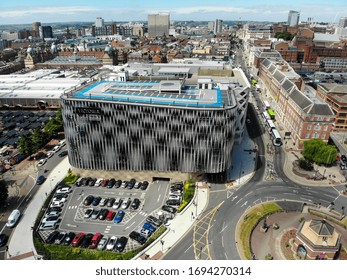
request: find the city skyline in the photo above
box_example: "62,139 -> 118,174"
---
0,0 -> 347,25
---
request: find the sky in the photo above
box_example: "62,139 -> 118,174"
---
1,0 -> 347,25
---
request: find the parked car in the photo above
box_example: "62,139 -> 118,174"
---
114,180 -> 122,188
129,231 -> 147,245
84,208 -> 93,219
115,236 -> 128,252
91,208 -> 102,220
168,195 -> 181,201
99,209 -> 109,220
140,228 -> 152,238
58,151 -> 68,157
106,236 -> 117,251
46,231 -> 60,244
88,178 -> 97,186
80,233 -> 93,248
50,201 -> 64,208
114,210 -> 125,223
127,178 -> 136,189
107,198 -> 115,207
99,197 -> 109,207
162,205 -> 177,214
92,196 -> 101,206
121,181 -> 128,188
106,179 -> 115,188
44,210 -> 60,219
37,158 -> 47,167
54,232 -> 67,245
46,151 -> 54,158
121,198 -> 131,209
130,198 -> 140,210
56,186 -> 71,194
74,177 -> 83,187
83,195 -> 94,206
97,236 -> 109,250
52,196 -> 67,204
39,221 -> 59,231
142,222 -> 156,232
140,181 -> 149,190
36,175 -> 45,185
146,215 -> 162,227
42,215 -> 60,224
94,178 -> 103,187
62,232 -> 76,246
134,182 -> 142,189
72,232 -> 85,247
166,199 -> 181,206
52,145 -> 61,153
0,234 -> 8,247
106,211 -> 116,221
89,232 -> 103,249
112,198 -> 122,209
101,179 -> 109,187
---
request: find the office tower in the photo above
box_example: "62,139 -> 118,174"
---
95,17 -> 105,28
208,21 -> 214,32
39,26 -> 53,39
338,17 -> 347,28
32,22 -> 41,32
287,10 -> 300,27
148,13 -> 170,37
214,19 -> 223,34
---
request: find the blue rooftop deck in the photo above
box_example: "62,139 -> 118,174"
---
72,81 -> 225,108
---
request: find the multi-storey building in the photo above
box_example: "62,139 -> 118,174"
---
148,13 -> 170,37
214,19 -> 223,34
287,10 -> 300,27
259,58 -> 335,149
61,68 -> 249,179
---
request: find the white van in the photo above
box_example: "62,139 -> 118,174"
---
6,209 -> 21,228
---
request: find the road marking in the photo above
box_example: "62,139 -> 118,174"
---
220,224 -> 228,233
66,224 -> 78,228
125,221 -> 135,230
235,198 -> 242,205
241,201 -> 248,207
245,191 -> 253,197
183,243 -> 194,254
224,252 -> 228,260
231,195 -> 238,202
157,194 -> 161,202
227,190 -> 233,199
221,235 -> 224,247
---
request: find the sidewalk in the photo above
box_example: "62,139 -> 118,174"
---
6,157 -> 71,260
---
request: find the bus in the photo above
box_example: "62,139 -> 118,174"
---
267,109 -> 275,120
271,129 -> 282,147
263,100 -> 270,110
265,119 -> 276,133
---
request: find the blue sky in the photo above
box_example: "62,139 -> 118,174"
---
1,0 -> 347,25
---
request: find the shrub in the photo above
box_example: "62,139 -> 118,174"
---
298,158 -> 313,171
177,181 -> 196,213
61,172 -> 79,185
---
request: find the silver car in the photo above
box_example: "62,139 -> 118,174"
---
97,236 -> 109,250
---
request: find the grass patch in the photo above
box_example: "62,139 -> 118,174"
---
61,172 -> 79,185
177,181 -> 195,213
38,226 -> 167,260
308,209 -> 347,229
239,202 -> 282,259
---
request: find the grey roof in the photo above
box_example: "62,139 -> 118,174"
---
273,70 -> 286,83
313,33 -> 340,43
289,88 -> 312,110
309,219 -> 334,236
261,59 -> 272,68
282,79 -> 295,92
268,64 -> 277,74
304,103 -> 335,116
320,84 -> 347,94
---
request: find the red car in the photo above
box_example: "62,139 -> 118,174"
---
106,211 -> 116,221
101,179 -> 109,187
71,232 -> 85,247
89,232 -> 103,249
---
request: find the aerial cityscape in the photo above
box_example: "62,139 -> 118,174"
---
1,1 -> 347,265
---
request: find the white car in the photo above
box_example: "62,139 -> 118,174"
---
52,145 -> 61,153
97,236 -> 109,250
94,178 -> 103,187
56,187 -> 71,194
46,151 -> 54,158
52,197 -> 67,203
59,140 -> 66,147
121,198 -> 131,209
168,195 -> 181,201
50,201 -> 64,208
37,158 -> 47,167
106,236 -> 117,251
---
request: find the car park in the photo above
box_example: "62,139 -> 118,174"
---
54,232 -> 67,245
141,181 -> 149,190
121,198 -> 131,209
58,151 -> 68,157
80,233 -> 93,248
115,236 -> 128,252
130,198 -> 140,210
97,236 -> 109,250
94,178 -> 103,187
0,234 -> 8,247
114,210 -> 125,223
143,222 -> 156,233
36,175 -> 45,185
112,198 -> 122,209
84,208 -> 93,218
91,208 -> 102,220
62,232 -> 76,246
92,196 -> 101,206
71,232 -> 85,247
162,205 -> 177,214
106,211 -> 116,221
146,215 -> 162,227
99,209 -> 109,220
37,158 -> 47,167
99,197 -> 109,207
129,231 -> 147,245
89,232 -> 103,249
106,236 -> 117,251
107,198 -> 115,207
83,195 -> 94,206
52,145 -> 61,153
46,231 -> 60,244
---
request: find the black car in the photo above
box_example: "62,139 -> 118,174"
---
47,206 -> 62,213
36,175 -> 45,185
130,198 -> 141,210
81,177 -> 90,186
62,232 -> 76,246
54,193 -> 68,199
114,180 -> 122,189
162,205 -> 177,214
56,183 -> 70,190
0,234 -> 8,247
80,233 -> 93,248
54,232 -> 67,245
140,181 -> 149,190
166,199 -> 180,206
128,178 -> 136,189
58,151 -> 68,157
107,178 -> 116,188
92,196 -> 102,206
99,209 -> 109,220
107,198 -> 115,207
146,215 -> 162,227
46,231 -> 60,244
341,155 -> 347,163
129,231 -> 147,245
83,195 -> 94,206
88,178 -> 97,186
115,236 -> 128,252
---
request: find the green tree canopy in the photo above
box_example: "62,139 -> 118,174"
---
18,134 -> 34,156
302,139 -> 337,165
274,31 -> 294,41
44,110 -> 63,137
31,128 -> 46,151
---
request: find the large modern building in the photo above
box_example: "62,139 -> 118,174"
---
61,69 -> 249,178
287,10 -> 300,27
148,13 -> 170,37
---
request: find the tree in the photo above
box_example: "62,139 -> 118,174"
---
18,134 -> 34,156
31,128 -> 46,150
44,111 -> 63,137
0,180 -> 8,207
274,31 -> 294,41
302,139 -> 337,165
